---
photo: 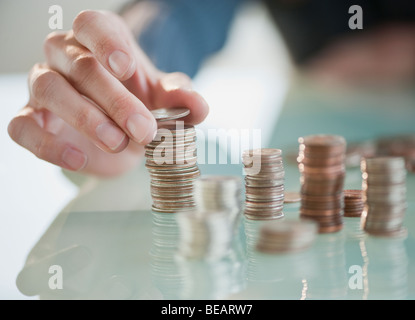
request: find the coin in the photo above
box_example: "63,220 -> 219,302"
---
145,125 -> 200,213
151,107 -> 190,122
176,210 -> 233,259
360,156 -> 407,237
343,189 -> 363,217
298,134 -> 346,233
193,175 -> 242,228
255,219 -> 318,254
242,148 -> 285,220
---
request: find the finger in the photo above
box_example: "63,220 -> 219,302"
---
72,10 -> 136,81
43,35 -> 157,146
28,64 -> 130,152
8,107 -> 88,171
153,72 -> 209,125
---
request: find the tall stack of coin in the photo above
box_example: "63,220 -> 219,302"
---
361,157 -> 407,237
193,175 -> 242,226
343,190 -> 364,217
242,148 -> 285,220
298,135 -> 346,233
146,107 -> 200,213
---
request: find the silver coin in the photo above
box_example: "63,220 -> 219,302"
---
151,107 -> 190,122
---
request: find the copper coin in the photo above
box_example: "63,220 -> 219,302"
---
284,191 -> 301,203
300,208 -> 343,217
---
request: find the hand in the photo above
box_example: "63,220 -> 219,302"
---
8,10 -> 209,176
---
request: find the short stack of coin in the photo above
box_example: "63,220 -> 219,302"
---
242,148 -> 285,220
298,135 -> 346,233
343,190 -> 364,217
193,175 -> 242,226
145,123 -> 200,213
176,210 -> 233,260
361,157 -> 407,237
256,219 -> 318,254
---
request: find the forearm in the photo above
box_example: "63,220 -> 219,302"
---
120,0 -> 245,78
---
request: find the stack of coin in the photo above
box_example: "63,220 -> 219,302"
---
256,219 -> 318,254
176,210 -> 233,260
193,175 -> 242,226
242,148 -> 285,220
361,157 -> 407,237
145,123 -> 200,213
298,135 -> 346,233
343,190 -> 364,217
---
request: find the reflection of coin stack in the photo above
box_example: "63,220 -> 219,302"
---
150,212 -> 183,299
243,219 -> 317,290
176,252 -> 244,299
307,232 -> 348,299
361,157 -> 407,237
256,220 -> 317,254
298,135 -> 346,233
242,149 -> 285,220
365,236 -> 408,299
193,176 -> 242,227
176,211 -> 233,260
343,190 -> 364,217
145,124 -> 200,213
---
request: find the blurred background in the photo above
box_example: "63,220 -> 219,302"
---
0,0 -> 123,72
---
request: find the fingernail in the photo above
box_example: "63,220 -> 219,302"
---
160,73 -> 193,91
96,122 -> 126,151
126,113 -> 157,144
108,50 -> 132,78
62,147 -> 87,171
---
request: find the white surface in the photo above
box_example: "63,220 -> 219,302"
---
0,74 -> 78,299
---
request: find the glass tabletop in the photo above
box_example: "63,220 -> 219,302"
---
13,76 -> 415,300
14,161 -> 415,300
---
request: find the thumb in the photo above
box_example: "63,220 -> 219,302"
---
152,72 -> 209,125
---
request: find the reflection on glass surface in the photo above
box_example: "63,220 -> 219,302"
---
150,211 -> 182,299
365,235 -> 408,299
306,232 -> 348,299
151,210 -> 245,299
344,216 -> 366,300
15,200 -> 414,299
16,211 -> 156,300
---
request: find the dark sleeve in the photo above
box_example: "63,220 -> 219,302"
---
263,0 -> 415,65
137,0 -> 246,78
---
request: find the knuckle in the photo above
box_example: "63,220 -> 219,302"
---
69,54 -> 99,85
107,93 -> 133,120
34,135 -> 51,161
73,10 -> 99,34
43,31 -> 65,52
93,36 -> 116,60
73,107 -> 92,131
30,68 -> 58,101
